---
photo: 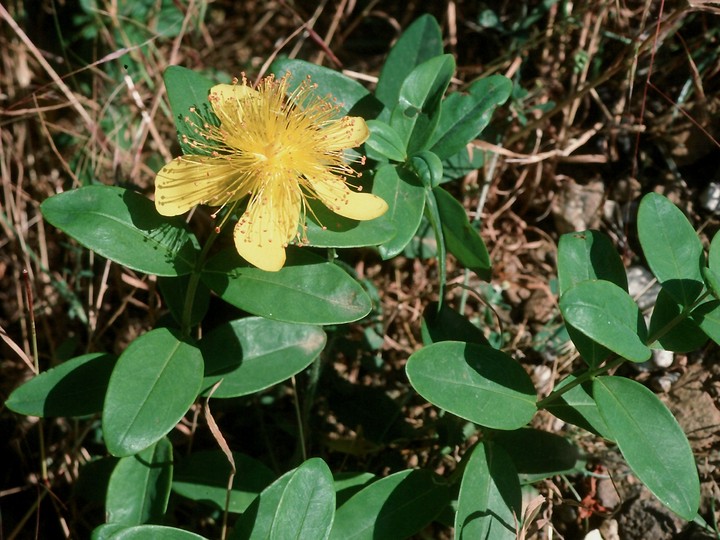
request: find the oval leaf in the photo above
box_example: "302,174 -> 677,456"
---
374,165 -> 426,259
93,524 -> 208,540
690,299 -> 720,344
271,58 -> 380,117
103,328 -> 204,457
106,438 -> 173,525
391,54 -> 455,153
41,186 -> 199,276
375,14 -> 443,110
434,186 -> 491,280
544,375 -> 613,440
201,249 -> 371,325
557,230 -> 628,295
304,196 -> 396,248
173,451 -> 275,514
329,469 -> 449,540
406,341 -> 537,429
560,280 -> 651,363
163,66 -> 215,156
421,301 -> 490,346
493,429 -> 582,481
200,318 -> 326,398
6,352 -> 116,417
365,120 -> 407,162
637,193 -> 704,306
648,288 -> 708,352
455,441 -> 521,540
231,458 -> 335,540
594,376 -> 700,520
430,75 -> 512,159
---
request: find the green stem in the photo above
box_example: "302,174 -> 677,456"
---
181,229 -> 220,337
536,356 -> 624,410
538,290 -> 712,409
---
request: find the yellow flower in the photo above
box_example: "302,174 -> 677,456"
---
155,75 -> 388,271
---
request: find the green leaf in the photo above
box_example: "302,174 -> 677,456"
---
493,429 -> 582,481
103,328 -> 204,457
559,280 -> 651,363
173,451 -> 275,514
408,150 -> 444,189
365,120 -> 407,162
442,146 -> 484,183
334,472 -> 376,507
93,524 -> 208,540
231,458 -> 335,540
406,341 -> 537,429
707,231 -> 720,291
164,66 -> 215,156
648,288 -> 707,352
106,438 -> 173,525
271,58 -> 381,117
594,376 -> 700,520
329,469 -> 450,540
637,193 -> 704,307
544,375 -> 613,440
690,299 -> 720,344
429,75 -> 512,159
390,55 -> 455,153
434,186 -> 491,280
200,317 -> 326,398
374,165 -> 426,259
702,266 -> 720,300
157,275 -> 210,328
375,14 -> 443,110
557,230 -> 628,295
421,302 -> 490,346
201,249 -> 371,325
304,198 -> 396,249
6,352 -> 116,417
565,323 -> 612,368
455,441 -> 520,540
41,186 -> 199,276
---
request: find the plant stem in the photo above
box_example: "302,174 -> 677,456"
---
181,229 -> 219,337
538,290 -> 712,409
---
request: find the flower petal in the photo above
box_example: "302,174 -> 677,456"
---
323,116 -> 370,151
210,83 -> 257,120
233,191 -> 301,272
155,156 -> 247,216
311,177 -> 388,221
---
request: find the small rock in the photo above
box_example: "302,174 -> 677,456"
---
699,181 -> 720,214
626,266 -> 660,311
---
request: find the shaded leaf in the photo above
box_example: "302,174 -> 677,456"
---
200,317 -> 326,398
201,249 -> 371,325
41,186 -> 199,277
430,75 -> 512,159
560,280 -> 651,363
173,451 -> 275,514
455,441 -> 520,540
594,376 -> 699,520
406,341 -> 537,429
231,458 -> 335,540
329,469 -> 449,540
374,165 -> 426,259
375,14 -> 443,110
434,186 -> 491,280
106,439 -> 173,525
103,328 -> 204,457
637,193 -> 704,307
6,353 -> 116,417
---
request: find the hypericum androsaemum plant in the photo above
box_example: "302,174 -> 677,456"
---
6,14 -> 711,539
